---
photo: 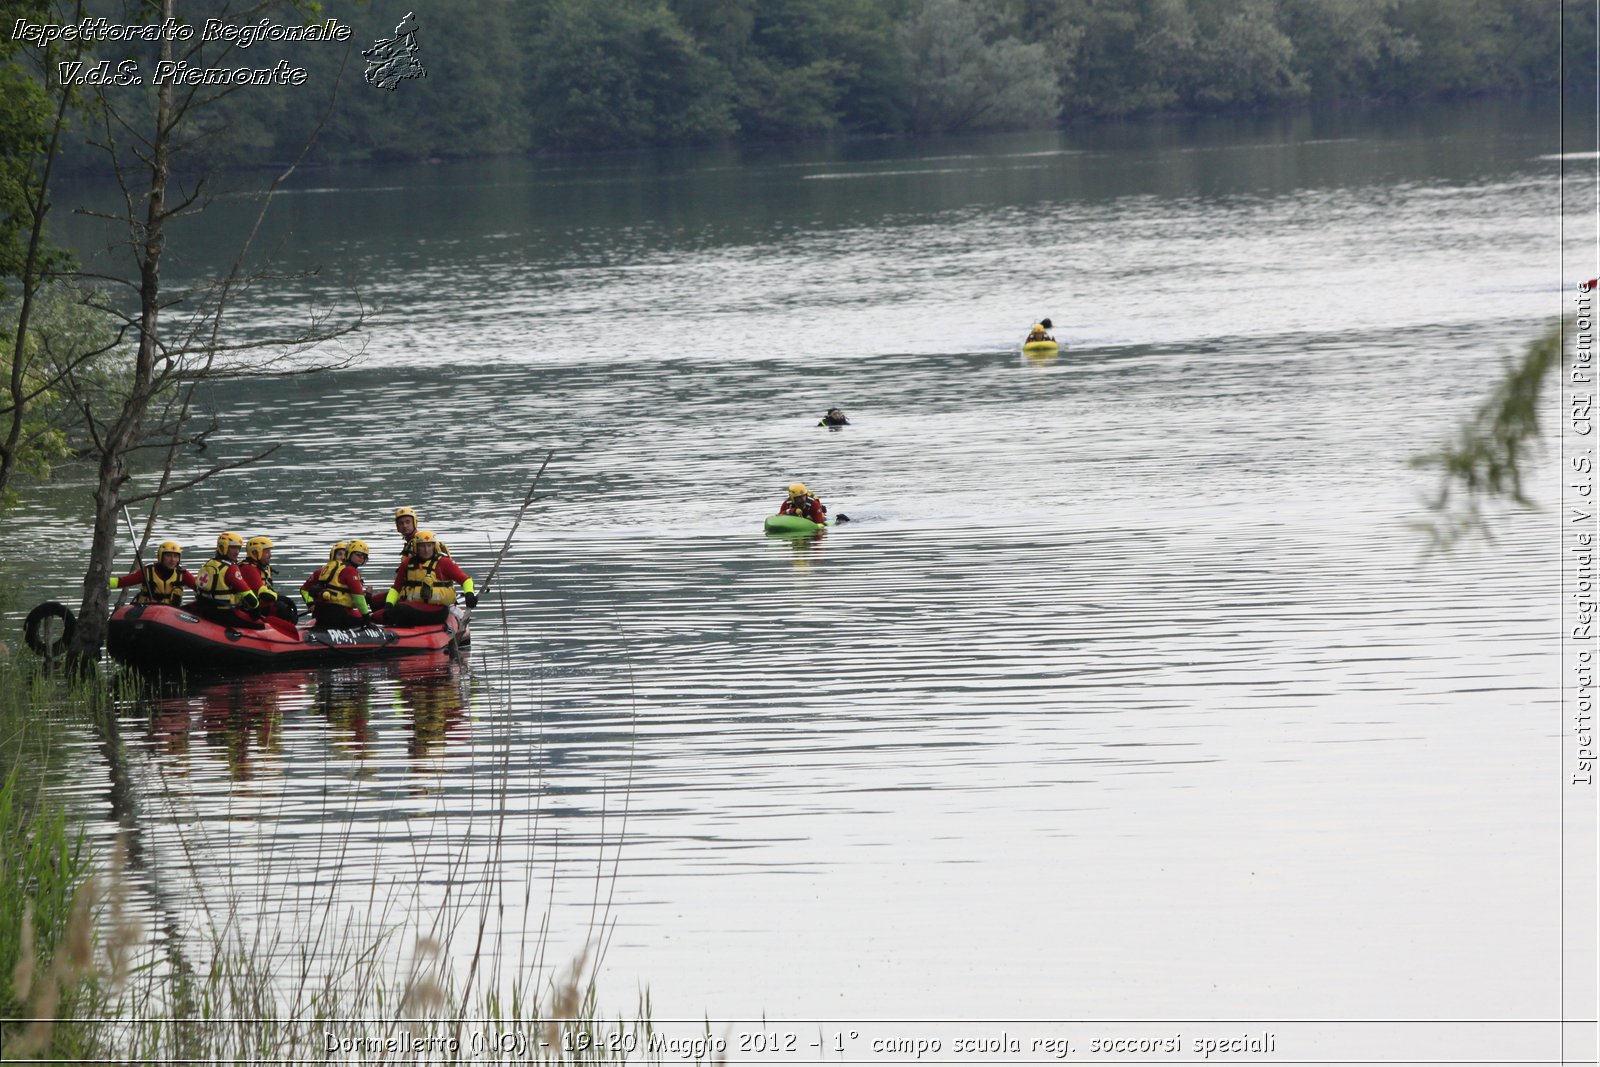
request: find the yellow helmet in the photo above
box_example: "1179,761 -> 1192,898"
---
412,529 -> 437,548
157,540 -> 182,559
216,531 -> 243,554
345,539 -> 371,559
394,506 -> 417,522
330,540 -> 349,560
787,482 -> 807,497
245,535 -> 273,561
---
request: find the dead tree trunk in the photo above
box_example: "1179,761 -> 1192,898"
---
68,0 -> 173,664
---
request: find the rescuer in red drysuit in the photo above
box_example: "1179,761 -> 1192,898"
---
777,482 -> 827,524
236,536 -> 299,637
310,539 -> 375,630
393,506 -> 451,559
300,541 -> 348,607
380,530 -> 478,627
193,532 -> 264,629
109,541 -> 197,605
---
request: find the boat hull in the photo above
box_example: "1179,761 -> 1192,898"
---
107,602 -> 461,673
763,514 -> 828,534
1022,340 -> 1059,352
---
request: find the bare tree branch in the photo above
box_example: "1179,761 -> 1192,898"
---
121,444 -> 281,506
55,0 -> 366,663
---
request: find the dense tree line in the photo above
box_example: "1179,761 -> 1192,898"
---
17,0 -> 1589,172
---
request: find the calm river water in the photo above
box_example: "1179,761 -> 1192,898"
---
8,96 -> 1594,1055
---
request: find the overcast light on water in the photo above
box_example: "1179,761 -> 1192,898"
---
9,95 -> 1597,1063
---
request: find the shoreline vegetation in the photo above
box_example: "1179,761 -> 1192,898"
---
41,85 -> 1589,183
29,0 -> 1598,175
1,1 -> 1587,1057
0,654 -> 691,1064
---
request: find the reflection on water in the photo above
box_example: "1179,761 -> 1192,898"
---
18,96 -> 1586,1024
134,657 -> 472,782
765,526 -> 830,570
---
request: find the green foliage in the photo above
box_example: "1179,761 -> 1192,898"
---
1037,0 -> 1581,118
1,0 -> 86,510
0,0 -> 61,297
0,670 -> 96,1059
731,0 -> 903,137
1183,0 -> 1306,107
314,2 -> 535,163
1050,0 -> 1193,115
31,0 -> 1598,163
734,54 -> 857,137
1,284 -> 121,506
1281,0 -> 1592,102
1275,0 -> 1416,101
897,0 -> 1060,133
0,72 -> 53,295
0,769 -> 89,1013
1412,321 -> 1563,550
528,0 -> 735,149
1046,0 -> 1305,115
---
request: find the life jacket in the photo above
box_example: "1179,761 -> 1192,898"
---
137,564 -> 186,606
398,555 -> 457,606
317,561 -> 362,608
402,536 -> 451,558
303,557 -> 339,600
195,557 -> 243,608
782,495 -> 823,520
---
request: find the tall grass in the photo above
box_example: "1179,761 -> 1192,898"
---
0,636 -> 706,1064
0,665 -> 101,1060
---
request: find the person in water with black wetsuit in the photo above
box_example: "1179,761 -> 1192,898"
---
818,408 -> 849,427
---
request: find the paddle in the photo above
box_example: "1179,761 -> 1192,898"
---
114,505 -> 147,609
460,449 -> 555,628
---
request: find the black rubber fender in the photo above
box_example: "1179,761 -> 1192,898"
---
23,601 -> 76,657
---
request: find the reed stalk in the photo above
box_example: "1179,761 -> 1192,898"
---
0,630 -> 699,1064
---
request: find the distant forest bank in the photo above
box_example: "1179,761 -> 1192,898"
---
21,0 -> 1600,171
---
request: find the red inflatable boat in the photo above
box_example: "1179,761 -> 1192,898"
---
107,602 -> 464,672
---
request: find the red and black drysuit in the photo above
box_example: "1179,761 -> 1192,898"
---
382,552 -> 474,627
112,563 -> 197,606
308,560 -> 373,630
193,555 -> 264,629
778,494 -> 826,524
237,561 -> 299,636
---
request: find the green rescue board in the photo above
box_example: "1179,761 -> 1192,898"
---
764,514 -> 829,534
